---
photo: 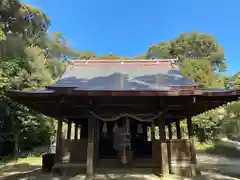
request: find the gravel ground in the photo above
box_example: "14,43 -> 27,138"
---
1,154 -> 240,180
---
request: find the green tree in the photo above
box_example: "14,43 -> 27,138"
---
97,53 -> 130,60
181,59 -> 225,88
223,75 -> 232,89
0,1 -> 57,157
221,101 -> 240,140
232,73 -> 240,88
0,1 -> 50,39
147,42 -> 171,59
192,107 -> 226,142
135,53 -> 147,59
147,31 -> 226,71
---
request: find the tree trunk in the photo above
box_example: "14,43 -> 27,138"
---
13,132 -> 19,156
10,102 -> 19,157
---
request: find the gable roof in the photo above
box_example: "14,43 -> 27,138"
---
47,59 -> 198,91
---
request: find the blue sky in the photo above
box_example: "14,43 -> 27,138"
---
23,0 -> 240,75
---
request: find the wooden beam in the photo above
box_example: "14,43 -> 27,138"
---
159,118 -> 169,176
167,123 -> 172,139
94,119 -> 99,166
187,116 -> 197,176
56,101 -> 226,118
24,98 -> 230,120
79,125 -> 81,139
86,113 -> 96,179
64,96 -> 194,106
55,118 -> 63,163
176,120 -> 181,139
81,121 -> 88,138
143,123 -> 148,142
187,117 -> 193,138
74,124 -> 78,140
151,121 -> 155,141
65,114 -> 186,120
67,121 -> 72,140
14,94 -> 237,115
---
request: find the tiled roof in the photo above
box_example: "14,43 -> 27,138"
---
47,59 -> 198,91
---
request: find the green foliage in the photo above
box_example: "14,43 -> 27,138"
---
221,102 -> 240,139
0,1 -> 50,39
147,31 -> 226,72
44,32 -> 77,60
97,53 -> 132,60
0,0 -> 63,157
76,51 -> 96,59
181,59 -> 225,88
0,28 -> 6,41
46,59 -> 68,79
135,53 -> 147,59
147,42 -> 171,59
192,107 -> 225,142
232,73 -> 240,88
24,46 -> 52,89
223,75 -> 232,89
184,101 -> 240,143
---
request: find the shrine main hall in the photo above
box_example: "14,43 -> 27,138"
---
6,59 -> 240,178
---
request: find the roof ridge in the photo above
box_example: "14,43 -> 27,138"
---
70,58 -> 178,64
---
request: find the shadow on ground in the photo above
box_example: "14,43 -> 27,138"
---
2,157 -> 240,180
0,164 -> 163,180
195,142 -> 240,180
0,163 -> 43,180
197,141 -> 240,159
1,163 -> 240,180
196,164 -> 240,180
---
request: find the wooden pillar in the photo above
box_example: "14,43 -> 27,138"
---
79,125 -> 81,139
187,116 -> 197,176
55,119 -> 63,163
86,114 -> 96,179
159,118 -> 169,176
94,119 -> 99,166
167,123 -> 172,139
74,123 -> 78,140
143,123 -> 147,142
151,121 -> 155,141
67,121 -> 72,140
81,121 -> 88,138
176,120 -> 181,139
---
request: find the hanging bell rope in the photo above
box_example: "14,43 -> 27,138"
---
126,116 -> 131,150
89,110 -> 167,122
102,121 -> 107,132
137,124 -> 143,134
113,122 -> 118,133
102,121 -> 108,137
122,116 -> 129,164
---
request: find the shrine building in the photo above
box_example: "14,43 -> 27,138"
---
6,59 -> 240,178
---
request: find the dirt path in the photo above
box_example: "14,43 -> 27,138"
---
194,154 -> 240,180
